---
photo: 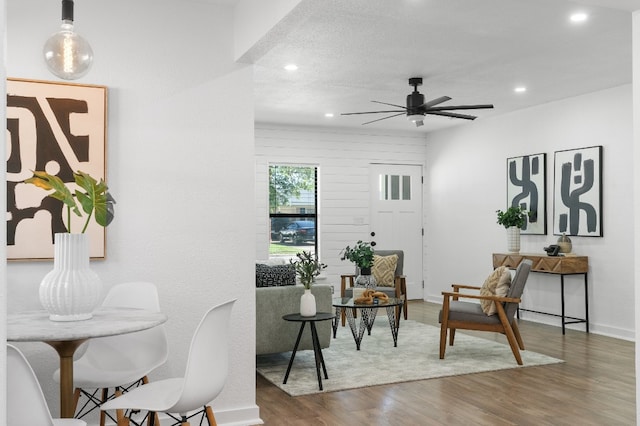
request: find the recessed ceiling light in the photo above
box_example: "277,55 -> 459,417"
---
570,12 -> 588,23
514,86 -> 527,93
284,64 -> 298,71
325,113 -> 334,118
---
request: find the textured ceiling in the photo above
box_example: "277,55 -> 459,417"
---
251,0 -> 635,133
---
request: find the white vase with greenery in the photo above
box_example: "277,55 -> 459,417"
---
24,171 -> 115,321
496,206 -> 528,254
291,251 -> 326,317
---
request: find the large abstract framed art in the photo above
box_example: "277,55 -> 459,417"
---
553,146 -> 603,237
6,78 -> 108,260
507,153 -> 546,235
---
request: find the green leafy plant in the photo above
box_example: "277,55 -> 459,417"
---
340,240 -> 375,269
496,206 -> 528,229
290,251 -> 327,289
24,170 -> 116,233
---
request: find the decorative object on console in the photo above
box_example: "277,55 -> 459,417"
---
506,153 -> 546,235
43,0 -> 93,80
23,170 -> 115,321
496,206 -> 528,253
557,233 -> 572,253
290,251 -> 326,317
543,245 -> 560,256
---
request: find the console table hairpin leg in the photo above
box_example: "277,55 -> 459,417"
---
493,253 -> 589,335
517,271 -> 589,335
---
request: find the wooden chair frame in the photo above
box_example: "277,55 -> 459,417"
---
439,284 -> 525,365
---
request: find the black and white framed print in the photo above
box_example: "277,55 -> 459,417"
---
553,146 -> 602,237
6,78 -> 108,260
507,153 -> 546,235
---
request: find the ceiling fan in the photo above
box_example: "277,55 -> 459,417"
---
341,77 -> 494,127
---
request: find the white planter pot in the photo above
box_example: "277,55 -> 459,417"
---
39,233 -> 102,321
300,288 -> 316,317
506,226 -> 521,253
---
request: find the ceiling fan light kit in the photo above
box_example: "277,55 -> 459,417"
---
341,77 -> 494,127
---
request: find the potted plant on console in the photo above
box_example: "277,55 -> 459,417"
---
341,240 -> 376,288
24,170 -> 116,321
496,206 -> 528,253
290,251 -> 326,316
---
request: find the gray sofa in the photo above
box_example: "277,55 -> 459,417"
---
256,284 -> 333,355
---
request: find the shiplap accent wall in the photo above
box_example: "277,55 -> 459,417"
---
255,123 -> 428,294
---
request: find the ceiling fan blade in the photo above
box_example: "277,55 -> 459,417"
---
426,111 -> 477,120
419,96 -> 451,109
362,112 -> 406,125
341,110 -> 405,116
371,100 -> 407,109
427,104 -> 494,112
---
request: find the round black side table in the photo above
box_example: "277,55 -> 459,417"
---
282,312 -> 335,390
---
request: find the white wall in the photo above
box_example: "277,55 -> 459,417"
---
5,1 -> 259,424
255,123 -> 427,289
425,84 -> 634,339
256,85 -> 634,341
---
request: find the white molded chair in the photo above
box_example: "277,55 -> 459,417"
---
7,344 -> 87,426
101,299 -> 236,426
53,281 -> 169,425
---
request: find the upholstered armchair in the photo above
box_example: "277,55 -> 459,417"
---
340,249 -> 408,325
439,259 -> 532,365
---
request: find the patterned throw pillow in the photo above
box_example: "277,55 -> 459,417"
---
372,254 -> 399,287
479,266 -> 512,315
256,264 -> 296,287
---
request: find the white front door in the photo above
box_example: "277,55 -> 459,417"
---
369,164 -> 423,300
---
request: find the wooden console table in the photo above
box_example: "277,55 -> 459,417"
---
492,253 -> 589,334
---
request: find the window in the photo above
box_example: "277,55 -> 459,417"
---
269,165 -> 318,259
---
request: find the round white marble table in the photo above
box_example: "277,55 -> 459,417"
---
8,307 -> 168,418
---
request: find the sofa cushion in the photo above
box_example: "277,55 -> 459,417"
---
256,264 -> 296,287
479,266 -> 512,315
372,254 -> 398,287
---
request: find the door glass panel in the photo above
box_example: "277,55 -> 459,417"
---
390,175 -> 400,200
402,175 -> 411,200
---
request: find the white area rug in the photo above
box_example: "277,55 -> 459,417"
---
256,319 -> 563,396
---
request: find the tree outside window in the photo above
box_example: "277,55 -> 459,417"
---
269,165 -> 317,259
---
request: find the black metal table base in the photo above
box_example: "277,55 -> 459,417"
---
282,313 -> 334,391
517,272 -> 589,335
332,304 -> 402,350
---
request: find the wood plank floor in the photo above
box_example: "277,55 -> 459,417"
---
256,300 -> 635,425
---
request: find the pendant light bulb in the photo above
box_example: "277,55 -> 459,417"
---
43,0 -> 93,80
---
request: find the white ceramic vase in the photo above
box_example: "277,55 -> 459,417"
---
506,226 -> 521,253
39,233 -> 102,321
300,288 -> 316,317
